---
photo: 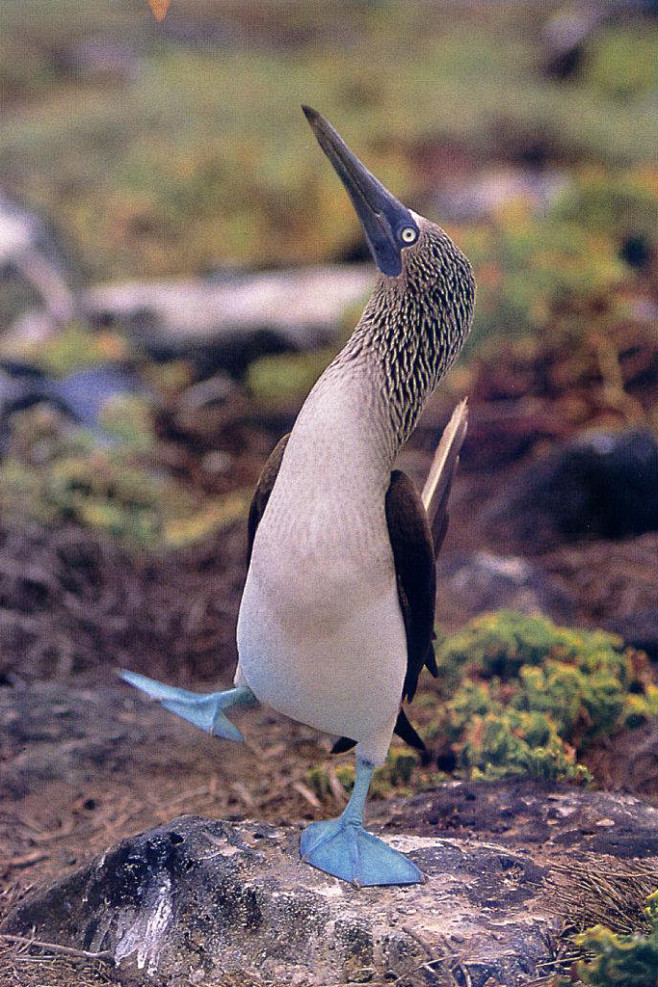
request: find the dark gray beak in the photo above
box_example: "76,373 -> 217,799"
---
303,106 -> 417,277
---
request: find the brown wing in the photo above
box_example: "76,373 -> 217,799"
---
386,470 -> 438,702
246,433 -> 290,567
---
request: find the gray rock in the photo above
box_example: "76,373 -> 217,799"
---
5,783 -> 658,986
1,812 -> 556,986
81,265 -> 373,374
605,610 -> 658,663
0,194 -> 75,322
437,551 -> 575,621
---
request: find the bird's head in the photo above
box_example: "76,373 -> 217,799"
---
303,106 -> 475,442
303,106 -> 474,304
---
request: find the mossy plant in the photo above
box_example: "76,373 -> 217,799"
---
584,24 -> 658,102
247,347 -> 337,410
309,612 -> 658,802
429,611 -> 658,783
458,187 -> 634,351
12,322 -> 128,376
566,891 -> 658,986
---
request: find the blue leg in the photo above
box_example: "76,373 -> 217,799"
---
300,757 -> 425,887
119,670 -> 256,742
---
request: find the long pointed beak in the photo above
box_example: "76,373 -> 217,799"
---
303,106 -> 416,277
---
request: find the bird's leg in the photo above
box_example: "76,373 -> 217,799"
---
119,670 -> 256,742
300,756 -> 425,887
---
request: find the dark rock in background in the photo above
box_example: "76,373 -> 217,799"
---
485,428 -> 658,553
436,551 -> 575,623
605,610 -> 658,663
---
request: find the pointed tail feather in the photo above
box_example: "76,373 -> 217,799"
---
421,399 -> 468,558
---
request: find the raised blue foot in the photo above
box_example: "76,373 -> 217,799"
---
119,670 -> 256,742
300,757 -> 425,887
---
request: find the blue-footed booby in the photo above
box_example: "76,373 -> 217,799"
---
121,107 -> 475,887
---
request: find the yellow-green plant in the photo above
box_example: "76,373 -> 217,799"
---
0,405 -> 250,549
247,348 -> 336,410
428,612 -> 658,782
568,891 -> 658,986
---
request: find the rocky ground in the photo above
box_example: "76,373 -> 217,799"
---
3,679 -> 658,986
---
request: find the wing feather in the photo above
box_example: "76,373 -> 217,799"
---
246,433 -> 290,566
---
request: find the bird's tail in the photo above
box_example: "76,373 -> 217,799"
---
421,398 -> 468,558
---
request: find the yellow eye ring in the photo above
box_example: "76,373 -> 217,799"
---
400,227 -> 417,244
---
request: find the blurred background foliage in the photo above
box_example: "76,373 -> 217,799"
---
0,0 -> 655,553
1,0 -> 657,280
0,0 -> 655,564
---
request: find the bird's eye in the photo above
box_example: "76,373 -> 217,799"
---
400,227 -> 418,244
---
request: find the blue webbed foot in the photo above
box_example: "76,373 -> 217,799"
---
119,670 -> 255,742
300,817 -> 424,887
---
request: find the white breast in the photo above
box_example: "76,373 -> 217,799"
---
236,364 -> 406,764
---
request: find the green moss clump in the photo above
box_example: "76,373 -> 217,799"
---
584,25 -> 658,102
569,891 -> 658,986
456,166 -> 658,360
428,611 -> 658,783
551,169 -> 658,254
98,394 -> 155,452
13,322 -> 128,376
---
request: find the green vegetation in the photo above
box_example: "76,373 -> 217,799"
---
585,25 -> 658,101
430,612 -> 658,781
247,347 -> 337,409
2,1 -> 658,285
565,891 -> 658,987
456,167 -> 657,352
0,403 -> 250,549
310,612 -> 658,800
10,322 -> 128,376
